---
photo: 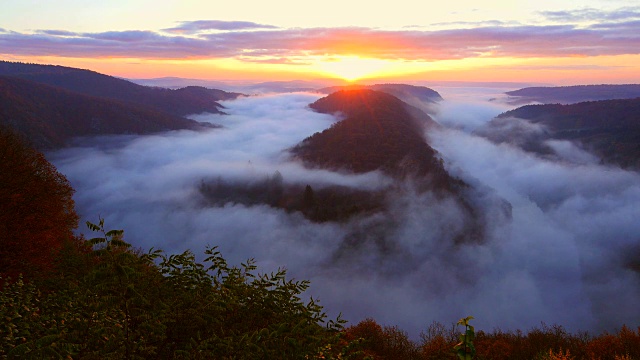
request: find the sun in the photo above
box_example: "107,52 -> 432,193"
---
316,56 -> 391,82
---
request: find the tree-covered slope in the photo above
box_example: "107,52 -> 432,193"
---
505,84 -> 640,104
319,83 -> 443,104
493,98 -> 640,169
0,61 -> 241,116
0,76 -> 213,149
291,89 -> 453,188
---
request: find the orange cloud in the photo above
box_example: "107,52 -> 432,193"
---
2,20 -> 640,62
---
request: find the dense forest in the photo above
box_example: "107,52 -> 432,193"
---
0,61 -> 249,150
2,125 -> 640,359
198,173 -> 387,223
0,76 -> 214,149
489,98 -> 640,169
505,84 -> 640,105
318,84 -> 443,112
0,61 -> 242,117
292,90 -> 452,187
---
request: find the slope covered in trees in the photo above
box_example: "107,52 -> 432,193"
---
0,61 -> 242,117
319,83 -> 443,114
505,84 -> 640,104
0,126 -> 78,279
0,76 -> 214,149
292,89 -> 455,189
489,98 -> 640,169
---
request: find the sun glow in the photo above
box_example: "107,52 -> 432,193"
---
316,56 -> 392,81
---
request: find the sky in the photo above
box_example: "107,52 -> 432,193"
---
2,0 -> 640,84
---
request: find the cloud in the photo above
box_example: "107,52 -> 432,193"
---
588,19 -> 640,30
429,20 -> 516,28
36,29 -> 79,37
426,91 -> 640,332
48,90 -> 640,338
540,7 -> 640,23
163,20 -> 278,34
235,56 -> 312,65
83,30 -> 164,42
2,21 -> 640,61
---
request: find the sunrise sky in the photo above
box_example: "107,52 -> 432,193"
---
1,0 -> 639,84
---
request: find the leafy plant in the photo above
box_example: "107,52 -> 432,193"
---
1,218 -> 356,359
454,316 -> 476,360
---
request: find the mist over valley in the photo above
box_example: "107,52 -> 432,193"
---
39,82 -> 640,337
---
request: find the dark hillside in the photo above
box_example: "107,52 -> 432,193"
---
0,61 -> 241,116
292,89 -> 453,188
319,83 -> 443,103
506,84 -> 640,104
0,76 -> 212,149
491,98 -> 640,169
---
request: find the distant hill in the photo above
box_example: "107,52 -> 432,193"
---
130,78 -> 346,94
505,84 -> 640,105
0,61 -> 242,116
318,84 -> 443,113
0,76 -> 213,149
486,98 -> 640,169
291,89 -> 455,188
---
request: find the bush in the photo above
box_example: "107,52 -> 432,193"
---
0,219 -> 353,359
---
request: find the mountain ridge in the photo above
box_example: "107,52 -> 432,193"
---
292,89 -> 457,190
0,76 -> 215,149
505,84 -> 640,105
0,61 -> 242,116
484,98 -> 640,169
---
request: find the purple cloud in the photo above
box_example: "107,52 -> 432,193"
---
163,20 -> 278,34
588,19 -> 640,30
541,7 -> 640,22
36,29 -> 79,36
1,22 -> 639,61
83,30 -> 163,42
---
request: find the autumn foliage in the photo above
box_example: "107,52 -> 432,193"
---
342,318 -> 640,360
0,126 -> 78,279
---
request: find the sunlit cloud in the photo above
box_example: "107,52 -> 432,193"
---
163,20 -> 279,34
2,22 -> 640,62
35,30 -> 79,37
540,7 -> 640,23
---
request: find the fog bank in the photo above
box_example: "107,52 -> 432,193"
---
50,89 -> 640,337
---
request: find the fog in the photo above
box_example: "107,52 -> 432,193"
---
50,88 -> 640,337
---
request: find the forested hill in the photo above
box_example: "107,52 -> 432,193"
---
0,61 -> 242,116
319,83 -> 443,108
495,98 -> 640,169
291,89 -> 458,190
505,84 -> 640,104
0,76 -> 212,149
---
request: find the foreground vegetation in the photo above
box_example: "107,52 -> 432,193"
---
1,219 -> 357,359
343,318 -> 640,360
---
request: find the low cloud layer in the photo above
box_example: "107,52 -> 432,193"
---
50,90 -> 640,338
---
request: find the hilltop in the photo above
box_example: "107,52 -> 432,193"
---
0,76 -> 213,149
0,61 -> 242,116
505,84 -> 640,105
482,98 -> 640,169
292,89 -> 449,184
